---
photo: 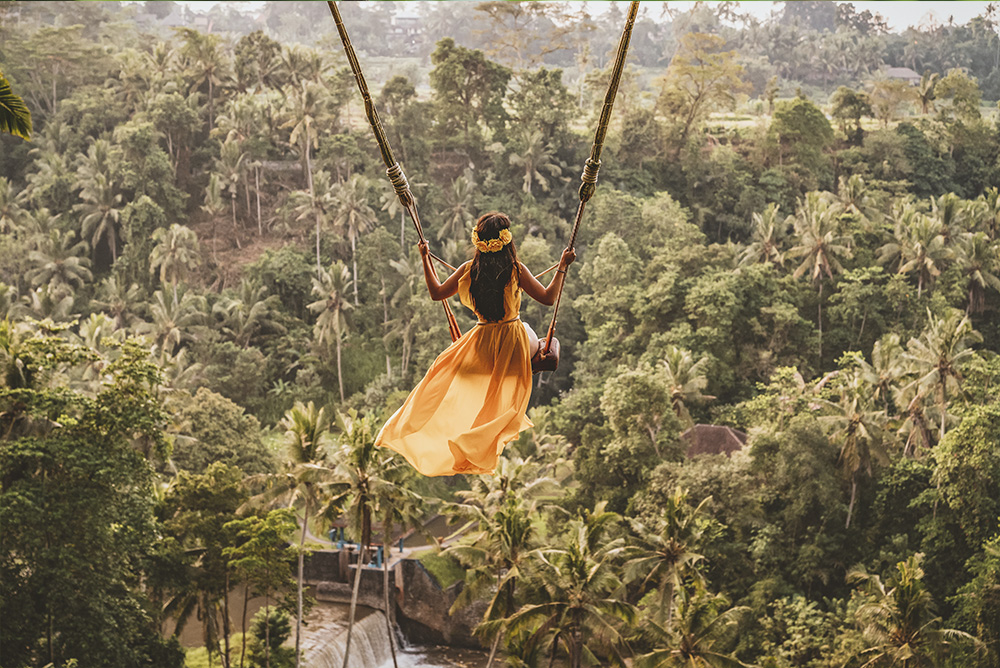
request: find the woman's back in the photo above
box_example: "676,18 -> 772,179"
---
458,264 -> 521,323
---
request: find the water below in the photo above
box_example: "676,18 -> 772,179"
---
301,601 -> 487,668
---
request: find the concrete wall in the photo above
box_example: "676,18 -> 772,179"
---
302,550 -> 486,650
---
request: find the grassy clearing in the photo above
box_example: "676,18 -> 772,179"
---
414,548 -> 466,589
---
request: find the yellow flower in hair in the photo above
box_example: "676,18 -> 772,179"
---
472,228 -> 512,253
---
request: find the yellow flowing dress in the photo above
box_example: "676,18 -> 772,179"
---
375,264 -> 533,476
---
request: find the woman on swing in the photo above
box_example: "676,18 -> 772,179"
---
375,212 -> 576,476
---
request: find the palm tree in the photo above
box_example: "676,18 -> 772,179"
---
74,172 -> 123,263
855,333 -> 907,415
0,71 -> 32,140
212,280 -> 283,349
27,229 -> 92,295
281,80 -> 326,196
635,583 -> 752,668
214,139 -> 247,246
788,191 -> 851,360
506,504 -> 635,668
819,368 -> 888,528
848,555 -> 980,667
201,173 -> 227,262
325,410 -> 405,668
333,175 -> 377,305
615,488 -> 710,630
953,232 -> 1000,314
660,346 -> 715,427
930,192 -> 972,244
903,309 -> 981,443
0,177 -> 26,233
143,287 -> 207,355
308,262 -> 354,402
437,172 -> 478,243
878,201 -> 950,298
292,170 -> 338,274
444,454 -> 555,667
508,128 -> 563,196
278,402 -> 333,668
738,203 -> 785,267
176,28 -> 230,133
150,224 -> 201,302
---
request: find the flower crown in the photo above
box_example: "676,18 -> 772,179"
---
472,228 -> 512,253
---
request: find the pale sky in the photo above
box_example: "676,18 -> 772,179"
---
177,1 -> 996,33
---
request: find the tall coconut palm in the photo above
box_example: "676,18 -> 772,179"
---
278,402 -> 333,668
292,170 -> 338,274
74,172 -> 123,263
27,229 -> 92,295
847,555 -> 980,667
143,287 -> 207,355
738,203 -> 785,267
635,584 -> 752,668
508,128 -> 563,196
213,280 -> 283,349
0,177 -> 26,233
176,27 -> 230,133
0,71 -> 32,140
281,80 -> 326,196
614,488 -> 710,631
788,192 -> 851,360
437,172 -> 478,243
855,333 -> 907,415
333,175 -> 377,305
506,504 -> 635,668
202,173 -> 227,262
819,368 -> 888,528
150,224 -> 202,302
308,262 -> 354,402
903,309 -> 981,443
444,454 -> 555,667
980,187 -> 1000,240
953,232 -> 1000,314
214,139 -> 247,246
878,201 -> 950,298
325,410 -> 405,668
660,346 -> 715,427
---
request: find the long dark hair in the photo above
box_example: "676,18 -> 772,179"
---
469,212 -> 520,322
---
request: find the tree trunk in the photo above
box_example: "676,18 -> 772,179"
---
846,475 -> 857,529
295,503 -> 309,668
486,630 -> 503,668
342,545 -> 367,668
255,167 -> 262,236
264,593 -> 271,668
400,210 -> 405,258
231,194 -> 242,250
239,584 -> 249,668
383,530 -> 399,668
662,580 -> 675,633
336,336 -> 344,403
352,234 -> 359,305
817,282 -> 824,361
223,572 -> 232,668
315,214 -> 322,274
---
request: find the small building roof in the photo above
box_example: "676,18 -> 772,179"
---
681,424 -> 747,458
886,66 -> 921,81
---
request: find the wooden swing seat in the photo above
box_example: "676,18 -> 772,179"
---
531,337 -> 559,374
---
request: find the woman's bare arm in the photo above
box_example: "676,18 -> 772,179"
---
519,247 -> 576,306
419,241 -> 467,300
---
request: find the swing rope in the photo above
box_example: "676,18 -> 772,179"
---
537,0 -> 640,363
327,0 -> 462,342
328,0 -> 639,361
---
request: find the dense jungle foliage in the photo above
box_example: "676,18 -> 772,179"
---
2,1 -> 1000,667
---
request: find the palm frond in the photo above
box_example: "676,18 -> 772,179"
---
0,72 -> 32,140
